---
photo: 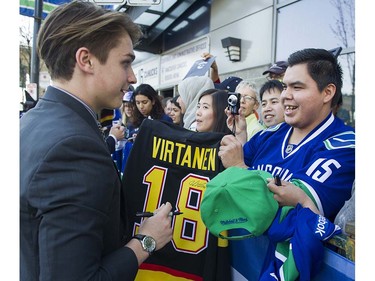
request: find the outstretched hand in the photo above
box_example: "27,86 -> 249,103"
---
201,52 -> 217,70
201,52 -> 219,82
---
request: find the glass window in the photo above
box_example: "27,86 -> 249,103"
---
276,0 -> 355,127
276,0 -> 354,59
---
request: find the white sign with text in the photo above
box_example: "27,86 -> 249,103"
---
159,37 -> 209,87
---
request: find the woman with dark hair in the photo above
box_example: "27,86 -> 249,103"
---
195,89 -> 232,134
169,95 -> 183,126
121,84 -> 172,174
132,84 -> 172,129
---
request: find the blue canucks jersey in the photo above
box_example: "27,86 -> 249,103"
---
243,113 -> 355,220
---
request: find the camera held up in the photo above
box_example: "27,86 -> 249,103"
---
227,92 -> 241,115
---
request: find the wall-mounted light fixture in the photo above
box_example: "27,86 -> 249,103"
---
221,37 -> 241,62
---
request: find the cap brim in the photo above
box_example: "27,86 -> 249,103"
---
263,69 -> 284,75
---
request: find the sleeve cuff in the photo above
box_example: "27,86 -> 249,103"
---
108,134 -> 117,143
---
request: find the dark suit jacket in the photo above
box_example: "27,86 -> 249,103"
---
20,86 -> 137,281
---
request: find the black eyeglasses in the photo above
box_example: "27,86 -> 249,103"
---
241,96 -> 257,102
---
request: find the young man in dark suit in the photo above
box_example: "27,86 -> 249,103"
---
20,2 -> 173,280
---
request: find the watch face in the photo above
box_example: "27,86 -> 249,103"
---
143,236 -> 156,253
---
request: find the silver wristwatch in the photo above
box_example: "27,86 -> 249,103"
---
132,234 -> 156,255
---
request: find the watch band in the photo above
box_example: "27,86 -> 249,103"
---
132,234 -> 156,255
133,234 -> 146,240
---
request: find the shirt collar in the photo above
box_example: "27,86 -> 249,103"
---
50,85 -> 98,121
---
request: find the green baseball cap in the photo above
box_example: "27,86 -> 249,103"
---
201,167 -> 278,240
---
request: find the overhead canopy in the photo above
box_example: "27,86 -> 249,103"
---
117,0 -> 210,53
19,0 -> 210,98
20,0 -> 210,54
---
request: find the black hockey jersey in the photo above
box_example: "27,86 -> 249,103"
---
122,119 -> 231,281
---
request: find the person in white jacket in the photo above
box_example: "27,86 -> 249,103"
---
177,75 -> 214,130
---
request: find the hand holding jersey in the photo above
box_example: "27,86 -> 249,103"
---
218,134 -> 246,169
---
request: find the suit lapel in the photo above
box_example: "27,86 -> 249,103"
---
42,87 -> 122,182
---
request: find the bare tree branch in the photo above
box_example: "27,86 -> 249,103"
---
329,0 -> 355,91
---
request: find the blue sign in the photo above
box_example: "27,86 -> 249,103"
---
20,0 -> 71,19
20,0 -> 113,19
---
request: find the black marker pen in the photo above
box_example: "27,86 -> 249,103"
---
274,175 -> 282,186
136,211 -> 183,218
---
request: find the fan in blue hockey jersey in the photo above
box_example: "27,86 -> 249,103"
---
218,48 -> 354,280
